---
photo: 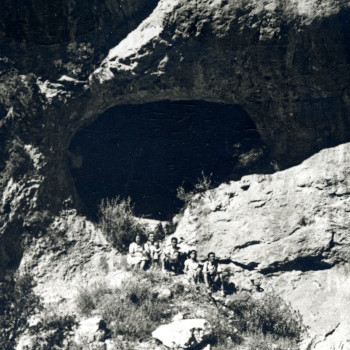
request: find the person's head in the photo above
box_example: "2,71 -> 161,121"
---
149,233 -> 155,242
189,250 -> 197,260
154,240 -> 160,248
208,252 -> 216,262
171,237 -> 178,247
135,235 -> 141,244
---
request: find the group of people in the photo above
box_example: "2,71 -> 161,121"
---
127,233 -> 225,296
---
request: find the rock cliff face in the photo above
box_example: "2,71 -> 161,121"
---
0,0 -> 350,348
174,142 -> 350,349
1,0 -> 350,270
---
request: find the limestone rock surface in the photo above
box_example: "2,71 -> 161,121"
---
174,143 -> 350,349
152,319 -> 212,349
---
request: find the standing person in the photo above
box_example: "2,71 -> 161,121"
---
203,252 -> 225,296
184,250 -> 202,284
150,240 -> 162,269
162,237 -> 181,274
127,234 -> 148,270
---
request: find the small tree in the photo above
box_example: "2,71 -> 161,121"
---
98,196 -> 146,252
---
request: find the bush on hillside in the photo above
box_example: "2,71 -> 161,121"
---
0,274 -> 42,349
76,277 -> 173,341
28,312 -> 78,350
177,171 -> 213,205
245,292 -> 304,338
205,291 -> 305,349
76,283 -> 112,316
98,196 -> 147,252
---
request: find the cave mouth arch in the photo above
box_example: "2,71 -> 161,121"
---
69,100 -> 272,221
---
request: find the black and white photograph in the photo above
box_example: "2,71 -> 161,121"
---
0,0 -> 349,349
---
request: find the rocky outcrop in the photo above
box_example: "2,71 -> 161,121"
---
1,0 -> 350,272
0,0 -> 159,79
173,143 -> 350,349
152,319 -> 212,349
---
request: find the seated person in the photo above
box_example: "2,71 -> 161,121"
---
143,232 -> 156,267
203,252 -> 225,296
162,237 -> 182,274
127,234 -> 148,270
144,232 -> 156,255
150,240 -> 162,269
184,250 -> 202,284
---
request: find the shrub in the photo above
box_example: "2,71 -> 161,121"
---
98,196 -> 147,252
177,171 -> 213,204
243,292 -> 305,339
76,283 -> 112,316
28,312 -> 78,350
0,273 -> 42,350
102,278 -> 172,340
208,291 -> 305,349
75,277 -> 173,341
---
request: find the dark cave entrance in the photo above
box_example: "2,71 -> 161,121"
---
69,101 -> 272,220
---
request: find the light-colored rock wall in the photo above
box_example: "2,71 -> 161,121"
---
173,143 -> 350,349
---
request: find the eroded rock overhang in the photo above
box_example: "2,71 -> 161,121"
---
0,0 -> 350,269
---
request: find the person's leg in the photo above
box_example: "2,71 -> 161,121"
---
194,269 -> 201,284
162,258 -> 167,272
205,274 -> 214,292
212,275 -> 219,290
213,274 -> 225,295
140,260 -> 146,270
174,261 -> 182,274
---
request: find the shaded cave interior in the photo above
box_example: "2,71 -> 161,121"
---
69,100 -> 274,221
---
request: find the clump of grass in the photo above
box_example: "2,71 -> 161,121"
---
244,292 -> 304,339
102,279 -> 170,340
76,277 -> 173,341
98,196 -> 147,252
28,311 -> 78,350
76,283 -> 112,316
206,291 -> 305,349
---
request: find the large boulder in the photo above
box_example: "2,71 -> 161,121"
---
152,319 -> 212,349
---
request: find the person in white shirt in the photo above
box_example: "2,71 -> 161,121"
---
127,234 -> 148,270
184,250 -> 202,284
162,237 -> 181,274
143,232 -> 156,267
144,233 -> 156,255
203,252 -> 225,296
